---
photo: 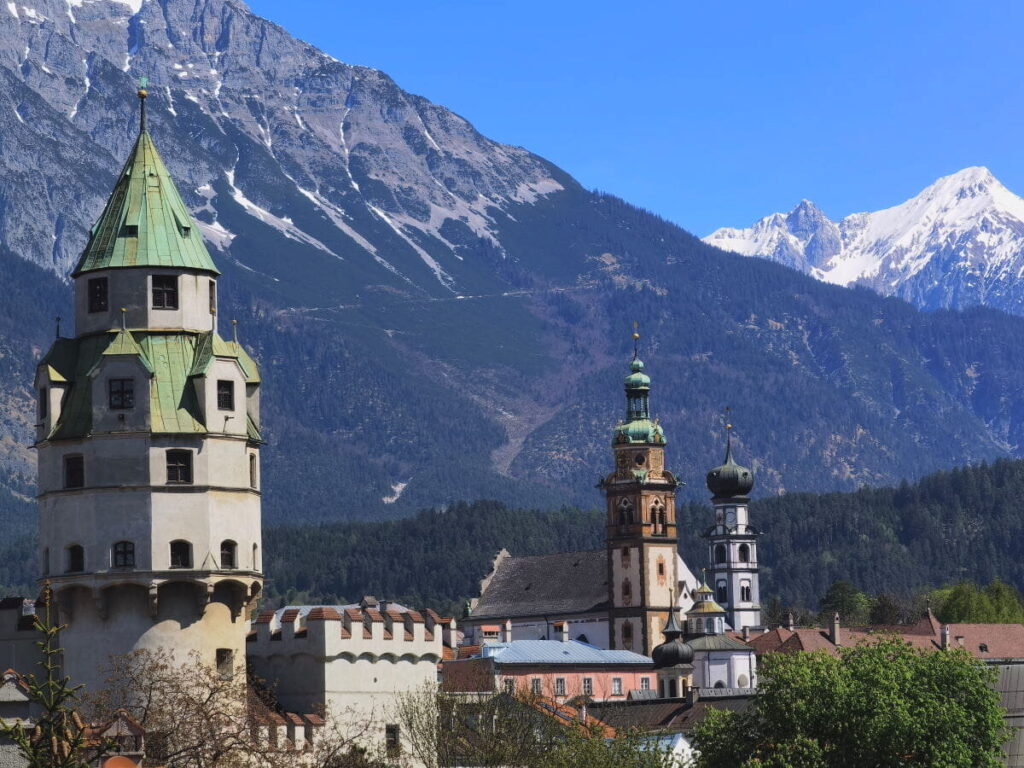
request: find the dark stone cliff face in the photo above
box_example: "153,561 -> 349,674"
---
3,1 -> 1024,527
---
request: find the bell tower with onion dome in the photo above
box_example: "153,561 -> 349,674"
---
33,83 -> 263,694
704,420 -> 761,631
601,331 -> 680,656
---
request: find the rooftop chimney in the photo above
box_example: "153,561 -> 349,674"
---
829,612 -> 841,646
785,612 -> 795,631
742,626 -> 751,642
553,621 -> 569,643
502,619 -> 512,644
941,624 -> 950,651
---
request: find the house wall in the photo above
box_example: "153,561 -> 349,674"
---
248,607 -> 455,759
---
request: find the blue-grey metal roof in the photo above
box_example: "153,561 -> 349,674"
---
480,640 -> 652,665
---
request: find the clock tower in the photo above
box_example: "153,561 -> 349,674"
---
602,335 -> 680,655
704,428 -> 761,630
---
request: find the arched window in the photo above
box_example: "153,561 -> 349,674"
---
252,543 -> 259,570
740,580 -> 752,602
622,622 -> 634,649
738,543 -> 750,562
249,454 -> 258,489
737,674 -> 749,688
66,545 -> 84,573
716,580 -> 728,604
620,546 -> 630,568
170,540 -> 192,569
617,498 -> 633,525
714,680 -> 726,689
113,541 -> 135,568
714,544 -> 727,564
622,578 -> 632,606
705,618 -> 715,634
220,540 -> 237,569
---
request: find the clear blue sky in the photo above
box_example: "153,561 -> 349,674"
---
247,0 -> 1024,235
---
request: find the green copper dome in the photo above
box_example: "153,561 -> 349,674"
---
72,129 -> 220,277
624,358 -> 650,389
614,352 -> 665,445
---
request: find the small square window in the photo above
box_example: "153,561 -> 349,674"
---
554,678 -> 566,696
88,278 -> 109,313
108,379 -> 134,410
166,450 -> 193,484
530,678 -> 541,695
641,677 -> 651,691
64,455 -> 84,489
217,380 -> 234,411
612,678 -> 623,696
66,545 -> 84,573
582,678 -> 593,696
503,679 -> 514,694
152,275 -> 178,309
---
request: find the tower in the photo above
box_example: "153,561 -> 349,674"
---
33,86 -> 262,694
704,428 -> 761,630
602,334 -> 679,656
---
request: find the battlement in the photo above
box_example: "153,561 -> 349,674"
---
247,604 -> 457,661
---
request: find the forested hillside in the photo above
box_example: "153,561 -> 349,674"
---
5,460 -> 1024,612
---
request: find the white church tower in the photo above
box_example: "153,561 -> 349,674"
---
704,426 -> 762,631
33,86 -> 263,693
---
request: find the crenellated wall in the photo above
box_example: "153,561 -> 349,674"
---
248,604 -> 456,757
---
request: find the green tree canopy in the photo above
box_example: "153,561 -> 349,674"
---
692,637 -> 1009,768
934,580 -> 1024,623
818,579 -> 872,625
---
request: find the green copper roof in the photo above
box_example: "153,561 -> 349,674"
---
38,330 -> 261,441
72,131 -> 220,277
613,418 -> 666,445
624,358 -> 650,389
94,329 -> 154,374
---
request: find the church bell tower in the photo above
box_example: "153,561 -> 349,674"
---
602,333 -> 680,656
704,425 -> 761,630
33,85 -> 263,693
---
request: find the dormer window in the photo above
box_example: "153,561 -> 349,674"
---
152,275 -> 178,309
217,380 -> 234,411
121,224 -> 139,237
108,379 -> 134,410
88,278 -> 109,313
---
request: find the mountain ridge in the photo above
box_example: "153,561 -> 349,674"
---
4,0 -> 1024,524
705,166 -> 1024,315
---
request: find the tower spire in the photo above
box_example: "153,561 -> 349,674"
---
137,76 -> 148,133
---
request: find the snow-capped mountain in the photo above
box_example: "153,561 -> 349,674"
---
705,167 -> 1024,315
0,0 -> 561,292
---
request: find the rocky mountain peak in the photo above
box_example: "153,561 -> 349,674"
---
0,0 -> 563,293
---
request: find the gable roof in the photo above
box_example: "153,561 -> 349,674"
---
72,130 -> 219,276
475,639 -> 651,666
469,549 -> 608,621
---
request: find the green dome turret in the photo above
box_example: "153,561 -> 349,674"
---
612,332 -> 666,446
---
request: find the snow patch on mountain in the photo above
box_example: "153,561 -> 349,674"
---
704,167 -> 1024,313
